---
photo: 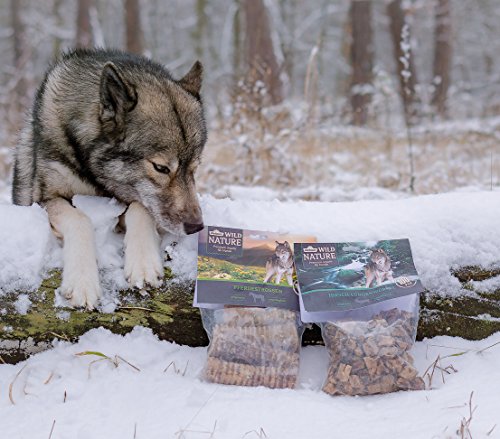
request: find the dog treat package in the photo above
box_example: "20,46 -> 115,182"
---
194,226 -> 316,389
200,307 -> 302,388
294,239 -> 426,396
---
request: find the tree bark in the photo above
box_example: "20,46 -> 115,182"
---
76,0 -> 93,48
243,0 -> 283,106
124,0 -> 144,55
1,267 -> 500,364
432,0 -> 452,118
349,0 -> 374,126
387,0 -> 420,125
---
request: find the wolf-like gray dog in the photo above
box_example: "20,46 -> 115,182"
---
263,241 -> 294,286
12,48 -> 207,309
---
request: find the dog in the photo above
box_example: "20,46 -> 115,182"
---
12,48 -> 207,309
364,248 -> 394,288
263,241 -> 294,286
249,292 -> 265,303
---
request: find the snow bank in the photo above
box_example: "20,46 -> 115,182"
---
0,327 -> 499,438
0,191 -> 499,305
169,191 -> 500,297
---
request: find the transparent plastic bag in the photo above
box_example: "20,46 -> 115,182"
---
200,307 -> 303,389
321,295 -> 425,396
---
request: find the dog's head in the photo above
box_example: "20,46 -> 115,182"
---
370,249 -> 389,269
274,241 -> 292,262
97,60 -> 206,235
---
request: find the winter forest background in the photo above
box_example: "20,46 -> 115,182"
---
0,0 -> 499,201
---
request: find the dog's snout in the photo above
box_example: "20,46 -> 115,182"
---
184,222 -> 204,235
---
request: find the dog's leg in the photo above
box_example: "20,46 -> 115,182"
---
365,270 -> 373,288
275,271 -> 283,284
285,270 -> 293,286
263,265 -> 274,283
45,198 -> 101,310
124,201 -> 163,288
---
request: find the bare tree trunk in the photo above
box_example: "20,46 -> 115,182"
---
387,0 -> 420,124
350,0 -> 374,126
192,0 -> 206,59
76,0 -> 93,48
10,0 -> 30,128
243,0 -> 283,106
432,0 -> 452,118
52,0 -> 64,56
124,0 -> 144,55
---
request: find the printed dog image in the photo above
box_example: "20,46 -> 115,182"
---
12,48 -> 207,309
364,248 -> 394,288
263,241 -> 294,286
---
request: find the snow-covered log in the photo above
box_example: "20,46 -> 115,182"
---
1,266 -> 499,364
1,192 -> 499,363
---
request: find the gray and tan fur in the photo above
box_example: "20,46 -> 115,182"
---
263,241 -> 294,286
12,48 -> 207,309
364,248 -> 394,288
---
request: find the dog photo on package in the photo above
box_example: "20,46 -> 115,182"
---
195,226 -> 315,389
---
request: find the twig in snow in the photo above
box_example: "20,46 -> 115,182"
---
48,420 -> 56,439
9,363 -> 27,404
0,354 -> 5,364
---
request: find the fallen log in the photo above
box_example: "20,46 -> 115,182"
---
1,267 -> 499,364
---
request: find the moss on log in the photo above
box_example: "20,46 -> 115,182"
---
1,267 -> 499,363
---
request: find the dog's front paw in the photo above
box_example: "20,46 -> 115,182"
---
124,249 -> 164,289
60,271 -> 101,310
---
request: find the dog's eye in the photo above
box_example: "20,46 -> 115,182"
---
152,162 -> 170,174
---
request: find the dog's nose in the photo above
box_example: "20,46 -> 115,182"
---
184,222 -> 204,235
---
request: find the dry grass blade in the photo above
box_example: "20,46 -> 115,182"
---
175,388 -> 218,438
477,340 -> 500,354
487,424 -> 496,436
9,364 -> 27,405
115,355 -> 141,372
164,360 -> 189,376
63,390 -> 67,403
44,371 -> 54,385
0,354 -> 6,364
118,306 -> 154,312
457,391 -> 476,439
243,427 -> 268,438
48,420 -> 56,439
47,331 -> 70,341
423,355 -> 457,388
175,420 -> 217,439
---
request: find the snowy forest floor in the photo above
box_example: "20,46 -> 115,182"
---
1,327 -> 499,439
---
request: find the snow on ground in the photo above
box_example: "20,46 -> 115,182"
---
0,327 -> 499,439
0,191 -> 499,313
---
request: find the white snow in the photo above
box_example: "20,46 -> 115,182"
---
0,191 -> 499,308
0,327 -> 499,438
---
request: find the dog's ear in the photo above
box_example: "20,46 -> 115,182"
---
284,241 -> 290,248
99,62 -> 137,136
178,61 -> 203,98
